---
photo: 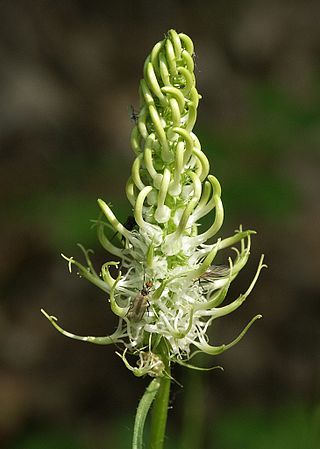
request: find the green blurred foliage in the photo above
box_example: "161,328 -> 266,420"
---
10,402 -> 319,449
212,402 -> 319,449
200,79 -> 320,225
6,152 -> 131,252
11,430 -> 85,449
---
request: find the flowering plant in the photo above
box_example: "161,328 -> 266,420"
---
42,29 -> 265,449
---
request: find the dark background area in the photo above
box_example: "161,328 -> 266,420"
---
1,1 -> 319,448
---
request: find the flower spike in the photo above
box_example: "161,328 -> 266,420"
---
42,30 -> 265,378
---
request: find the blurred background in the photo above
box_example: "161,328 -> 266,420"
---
1,1 -> 319,448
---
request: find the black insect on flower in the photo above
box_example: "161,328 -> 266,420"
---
127,280 -> 153,322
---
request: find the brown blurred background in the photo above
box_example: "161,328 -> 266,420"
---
1,1 -> 319,448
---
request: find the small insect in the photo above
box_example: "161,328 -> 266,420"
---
192,51 -> 201,74
110,214 -> 137,242
198,265 -> 230,282
129,104 -> 139,124
127,280 -> 153,322
123,214 -> 137,231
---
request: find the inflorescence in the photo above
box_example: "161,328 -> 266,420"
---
42,29 -> 266,378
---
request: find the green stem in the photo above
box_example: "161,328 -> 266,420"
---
132,378 -> 160,449
150,368 -> 171,449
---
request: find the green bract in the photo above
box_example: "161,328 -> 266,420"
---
42,29 -> 266,377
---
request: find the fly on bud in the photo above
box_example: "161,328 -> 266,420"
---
199,265 -> 230,281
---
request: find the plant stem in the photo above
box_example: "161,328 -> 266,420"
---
132,378 -> 160,449
150,367 -> 171,449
